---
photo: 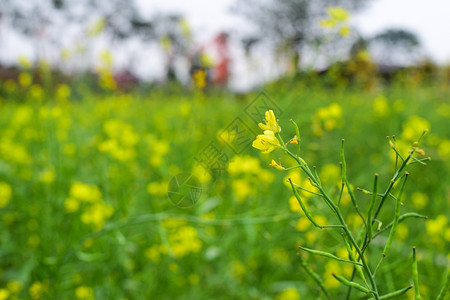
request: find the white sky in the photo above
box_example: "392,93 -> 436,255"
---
142,0 -> 450,63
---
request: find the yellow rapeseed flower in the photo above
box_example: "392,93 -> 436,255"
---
258,110 -> 281,133
0,182 -> 12,208
252,130 -> 281,153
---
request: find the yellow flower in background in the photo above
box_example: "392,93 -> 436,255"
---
29,281 -> 48,300
0,289 -> 9,300
327,7 -> 350,22
259,110 -> 281,133
0,182 -> 12,208
401,115 -> 430,142
411,192 -> 429,210
275,287 -> 300,300
19,73 -> 32,87
75,286 -> 95,300
252,130 -> 281,153
373,95 -> 390,117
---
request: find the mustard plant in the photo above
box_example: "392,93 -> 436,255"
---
252,110 -> 442,299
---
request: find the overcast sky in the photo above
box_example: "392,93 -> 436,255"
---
142,0 -> 450,64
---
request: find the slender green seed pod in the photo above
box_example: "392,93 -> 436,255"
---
342,235 -> 367,283
367,174 -> 379,242
298,246 -> 363,266
298,254 -> 330,299
340,139 -> 347,181
379,285 -> 413,299
412,247 -> 421,300
288,178 -> 322,228
383,172 -> 408,256
332,273 -> 372,294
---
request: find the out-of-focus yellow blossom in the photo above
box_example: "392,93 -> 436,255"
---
19,73 -> 32,87
7,280 -> 24,294
426,215 -> 447,236
63,143 -> 77,156
64,198 -> 80,213
437,138 -> 450,159
192,164 -> 212,184
396,223 -> 409,241
323,260 -> 352,289
56,84 -> 71,102
320,7 -> 350,37
253,130 -> 281,153
258,110 -> 281,133
81,202 -> 114,231
312,103 -> 342,136
289,195 -> 303,213
87,17 -> 106,37
327,7 -> 350,22
401,115 -> 430,142
167,224 -> 202,258
0,289 -> 9,300
346,213 -> 364,231
275,287 -> 300,300
0,182 -> 12,208
38,166 -> 56,184
147,181 -> 168,197
228,155 -> 274,183
29,281 -> 48,300
18,56 -> 32,68
232,179 -> 255,202
160,35 -> 172,52
69,181 -> 102,203
411,192 -> 429,210
339,26 -> 350,37
65,182 -> 112,230
30,84 -> 44,102
193,69 -> 207,89
75,286 -> 95,300
373,95 -> 390,117
319,164 -> 341,185
230,260 -> 247,282
96,51 -> 117,90
145,244 -> 168,263
99,119 -> 140,162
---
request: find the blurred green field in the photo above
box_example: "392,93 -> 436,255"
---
0,79 -> 449,299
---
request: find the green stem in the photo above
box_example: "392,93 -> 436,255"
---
284,147 -> 380,299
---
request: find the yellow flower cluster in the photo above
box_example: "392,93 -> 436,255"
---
252,110 -> 282,154
0,182 -> 12,208
98,119 -> 139,162
145,218 -> 202,261
29,281 -> 48,300
311,102 -> 342,136
75,286 -> 95,300
228,155 -> 274,202
65,181 -> 113,231
320,6 -> 351,37
0,280 -> 24,300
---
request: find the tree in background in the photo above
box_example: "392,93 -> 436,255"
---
368,28 -> 422,66
233,0 -> 371,73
